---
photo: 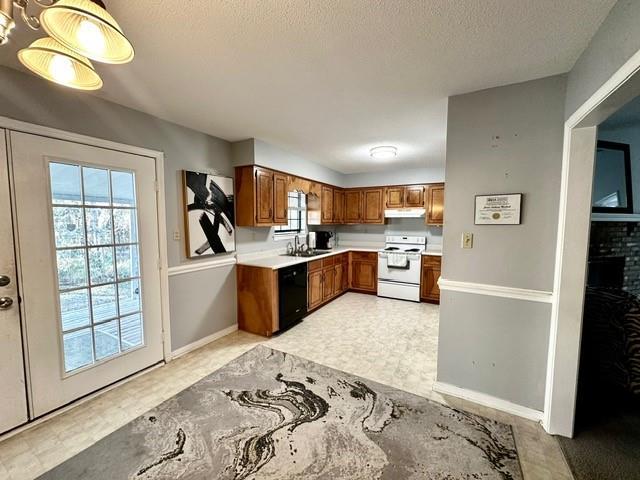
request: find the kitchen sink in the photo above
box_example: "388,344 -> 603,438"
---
280,250 -> 329,258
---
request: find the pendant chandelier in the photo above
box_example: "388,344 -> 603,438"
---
0,0 -> 134,90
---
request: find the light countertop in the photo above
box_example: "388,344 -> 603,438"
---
236,247 -> 377,270
237,246 -> 441,269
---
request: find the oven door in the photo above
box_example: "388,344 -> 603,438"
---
377,252 -> 421,284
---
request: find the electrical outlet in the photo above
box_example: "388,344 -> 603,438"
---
462,232 -> 473,249
173,231 -> 181,241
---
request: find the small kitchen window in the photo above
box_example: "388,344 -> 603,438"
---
274,192 -> 307,238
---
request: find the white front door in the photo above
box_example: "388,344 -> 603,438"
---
10,131 -> 164,418
0,130 -> 29,433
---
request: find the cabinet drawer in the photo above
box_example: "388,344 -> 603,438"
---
308,259 -> 323,272
322,256 -> 336,268
350,251 -> 377,262
422,255 -> 442,266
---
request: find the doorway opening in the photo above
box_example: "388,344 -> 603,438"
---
557,97 -> 640,480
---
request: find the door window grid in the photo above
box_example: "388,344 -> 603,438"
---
49,162 -> 144,373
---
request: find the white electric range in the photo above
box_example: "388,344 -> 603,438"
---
377,235 -> 426,302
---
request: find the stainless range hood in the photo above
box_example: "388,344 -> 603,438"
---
384,208 -> 426,218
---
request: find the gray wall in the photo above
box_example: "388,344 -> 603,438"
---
342,167 -> 445,188
437,75 -> 566,411
0,65 -> 237,351
437,291 -> 551,410
565,0 -> 640,119
442,75 -> 566,291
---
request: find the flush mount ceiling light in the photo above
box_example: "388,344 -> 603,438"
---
370,146 -> 398,160
1,0 -> 133,90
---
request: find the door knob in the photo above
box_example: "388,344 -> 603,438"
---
0,297 -> 13,309
0,275 -> 9,287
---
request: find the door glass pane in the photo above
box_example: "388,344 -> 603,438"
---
94,320 -> 120,360
50,163 -> 82,205
60,289 -> 90,330
91,284 -> 117,322
53,207 -> 85,248
118,279 -> 141,316
83,168 -> 110,206
113,209 -> 138,244
49,163 -> 145,373
88,247 -> 115,285
86,208 -> 113,245
63,329 -> 94,371
115,245 -> 140,280
120,313 -> 143,350
111,171 -> 136,207
56,249 -> 88,289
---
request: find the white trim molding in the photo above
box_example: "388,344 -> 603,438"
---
168,256 -> 237,277
438,278 -> 553,303
170,324 -> 238,360
545,46 -> 640,438
433,381 -> 543,422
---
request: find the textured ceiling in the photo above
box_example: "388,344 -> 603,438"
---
0,0 -> 615,173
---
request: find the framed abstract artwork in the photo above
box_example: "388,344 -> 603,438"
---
183,171 -> 235,258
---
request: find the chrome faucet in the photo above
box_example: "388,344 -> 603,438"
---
294,235 -> 300,254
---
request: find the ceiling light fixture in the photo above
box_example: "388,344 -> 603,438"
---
1,0 -> 133,90
370,146 -> 398,160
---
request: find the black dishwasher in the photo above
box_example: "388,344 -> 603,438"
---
278,263 -> 308,332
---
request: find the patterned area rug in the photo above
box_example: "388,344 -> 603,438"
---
39,346 -> 523,479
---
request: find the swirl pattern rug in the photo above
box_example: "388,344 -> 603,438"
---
39,346 -> 523,480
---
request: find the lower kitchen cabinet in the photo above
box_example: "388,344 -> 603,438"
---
237,265 -> 279,336
308,253 -> 350,311
349,251 -> 378,293
307,270 -> 323,310
421,255 -> 441,304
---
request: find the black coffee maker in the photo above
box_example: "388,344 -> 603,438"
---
315,231 -> 334,250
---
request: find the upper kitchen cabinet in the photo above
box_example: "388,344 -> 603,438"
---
344,189 -> 363,224
333,188 -> 345,224
362,188 -> 385,224
384,185 -> 426,209
385,186 -> 405,208
235,166 -> 288,227
427,183 -> 445,225
405,185 -> 427,208
308,184 -> 338,225
321,185 -> 334,223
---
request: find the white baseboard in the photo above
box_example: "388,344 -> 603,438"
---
170,324 -> 238,360
433,381 -> 543,422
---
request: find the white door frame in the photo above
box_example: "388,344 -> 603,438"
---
0,115 -> 172,369
544,49 -> 640,437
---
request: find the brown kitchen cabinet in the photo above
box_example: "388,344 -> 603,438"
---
273,172 -> 288,224
427,183 -> 445,226
385,186 -> 405,208
333,189 -> 345,223
349,251 -> 378,292
237,265 -> 279,336
405,185 -> 427,207
385,185 -> 426,209
421,255 -> 441,304
362,188 -> 384,224
321,185 -> 334,223
235,165 -> 288,227
344,189 -> 363,223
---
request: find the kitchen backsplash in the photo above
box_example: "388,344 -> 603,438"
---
311,218 -> 442,248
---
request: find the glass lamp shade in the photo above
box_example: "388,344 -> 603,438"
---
18,37 -> 103,90
40,0 -> 134,64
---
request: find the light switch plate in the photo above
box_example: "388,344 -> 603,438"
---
173,231 -> 181,241
462,232 -> 473,249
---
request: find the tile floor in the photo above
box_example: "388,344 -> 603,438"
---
0,293 -> 573,479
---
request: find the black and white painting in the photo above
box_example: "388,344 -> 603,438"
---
183,171 -> 235,258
